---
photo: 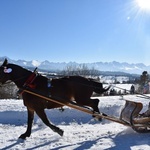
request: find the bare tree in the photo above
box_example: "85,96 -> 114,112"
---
0,83 -> 19,99
61,64 -> 99,78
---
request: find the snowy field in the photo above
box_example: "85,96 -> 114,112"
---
0,95 -> 150,150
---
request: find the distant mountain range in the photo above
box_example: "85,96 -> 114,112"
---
0,56 -> 149,74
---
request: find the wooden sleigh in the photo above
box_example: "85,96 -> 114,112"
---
120,100 -> 150,132
22,88 -> 150,133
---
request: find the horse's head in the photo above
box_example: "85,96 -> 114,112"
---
0,59 -> 13,84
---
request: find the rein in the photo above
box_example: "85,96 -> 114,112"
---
110,84 -> 150,100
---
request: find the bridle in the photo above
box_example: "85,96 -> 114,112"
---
0,65 -> 38,87
0,75 -> 30,87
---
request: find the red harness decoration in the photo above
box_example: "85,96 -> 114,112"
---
18,69 -> 38,95
23,72 -> 37,89
23,67 -> 38,89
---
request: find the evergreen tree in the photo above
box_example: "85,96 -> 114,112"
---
140,71 -> 149,85
139,71 -> 150,94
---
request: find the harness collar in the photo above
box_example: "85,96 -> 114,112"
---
23,68 -> 38,89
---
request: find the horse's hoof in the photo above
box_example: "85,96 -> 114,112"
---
59,107 -> 65,112
19,135 -> 26,140
98,117 -> 102,121
19,133 -> 30,140
58,129 -> 64,136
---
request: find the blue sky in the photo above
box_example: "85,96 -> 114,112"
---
0,0 -> 150,65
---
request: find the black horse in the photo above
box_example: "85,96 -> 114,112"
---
0,59 -> 109,139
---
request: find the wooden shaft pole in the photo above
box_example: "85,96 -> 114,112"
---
23,89 -> 149,127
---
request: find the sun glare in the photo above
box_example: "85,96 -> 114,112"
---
136,0 -> 150,11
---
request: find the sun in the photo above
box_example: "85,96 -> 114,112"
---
136,0 -> 150,11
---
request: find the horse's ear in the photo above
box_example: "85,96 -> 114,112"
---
2,59 -> 8,66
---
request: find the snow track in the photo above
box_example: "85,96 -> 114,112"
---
0,95 -> 150,150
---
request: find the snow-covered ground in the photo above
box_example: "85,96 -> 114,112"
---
0,95 -> 150,150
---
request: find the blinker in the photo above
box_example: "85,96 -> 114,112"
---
4,67 -> 12,73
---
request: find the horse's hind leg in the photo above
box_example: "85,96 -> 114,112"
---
77,98 -> 100,113
91,98 -> 102,121
75,96 -> 101,120
19,108 -> 34,139
35,109 -> 64,136
90,98 -> 100,113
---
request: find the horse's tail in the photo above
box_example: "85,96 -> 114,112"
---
90,80 -> 110,94
99,85 -> 111,94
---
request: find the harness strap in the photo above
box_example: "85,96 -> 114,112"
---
23,73 -> 37,88
19,68 -> 38,95
47,78 -> 51,97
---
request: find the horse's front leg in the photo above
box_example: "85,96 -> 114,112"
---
19,108 -> 34,139
35,109 -> 64,136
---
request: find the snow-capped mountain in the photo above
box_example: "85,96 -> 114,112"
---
0,56 -> 150,74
